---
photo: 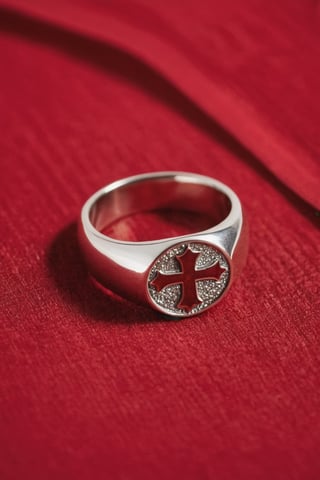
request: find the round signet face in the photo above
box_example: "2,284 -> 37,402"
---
147,242 -> 230,317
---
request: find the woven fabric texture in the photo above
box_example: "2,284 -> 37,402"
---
0,1 -> 319,479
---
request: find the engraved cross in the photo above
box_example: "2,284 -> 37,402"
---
150,246 -> 225,311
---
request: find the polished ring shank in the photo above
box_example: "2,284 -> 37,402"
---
79,172 -> 247,317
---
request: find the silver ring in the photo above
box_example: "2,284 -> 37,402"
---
79,172 -> 248,317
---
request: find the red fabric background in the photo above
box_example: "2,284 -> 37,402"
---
0,1 -> 319,479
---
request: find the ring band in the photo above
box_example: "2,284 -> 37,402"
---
79,172 -> 248,317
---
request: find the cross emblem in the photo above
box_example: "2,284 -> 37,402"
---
150,246 -> 226,312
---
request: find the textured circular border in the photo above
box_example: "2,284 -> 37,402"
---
147,242 -> 230,317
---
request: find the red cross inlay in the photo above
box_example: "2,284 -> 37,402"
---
150,246 -> 226,312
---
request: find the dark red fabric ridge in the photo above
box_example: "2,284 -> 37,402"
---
1,0 -> 319,210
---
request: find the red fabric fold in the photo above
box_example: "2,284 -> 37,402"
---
1,0 -> 320,208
